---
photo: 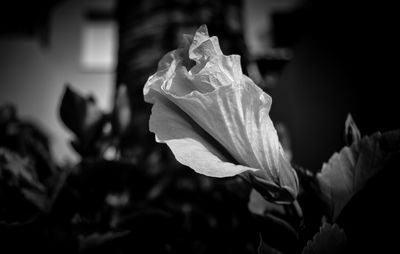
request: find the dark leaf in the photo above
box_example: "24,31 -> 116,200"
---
78,230 -> 130,252
344,114 -> 360,146
254,212 -> 300,254
0,104 -> 17,124
0,148 -> 45,191
317,129 -> 400,221
258,234 -> 283,254
112,84 -> 131,137
336,151 -> 400,253
301,223 -> 347,254
59,84 -> 107,155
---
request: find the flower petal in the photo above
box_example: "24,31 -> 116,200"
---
149,95 -> 257,177
189,25 -> 223,63
144,25 -> 299,203
161,75 -> 298,202
163,75 -> 294,183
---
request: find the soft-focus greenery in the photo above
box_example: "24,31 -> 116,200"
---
1,84 -> 399,253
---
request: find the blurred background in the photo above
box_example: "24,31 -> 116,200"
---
0,0 -> 399,253
1,0 -> 399,170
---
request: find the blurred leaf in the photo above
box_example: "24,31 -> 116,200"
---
344,114 -> 360,146
20,121 -> 58,176
1,216 -> 78,254
293,165 -> 327,245
105,192 -> 129,208
78,230 -> 130,252
301,223 -> 347,254
0,104 -> 17,124
258,234 -> 282,254
0,148 -> 53,212
293,164 -> 321,198
254,211 -> 300,254
1,103 -> 56,179
59,84 -> 107,155
248,189 -> 285,216
0,148 -> 45,191
70,159 -> 145,192
20,188 -> 50,212
113,84 -> 131,137
317,129 -> 400,221
64,159 -> 153,220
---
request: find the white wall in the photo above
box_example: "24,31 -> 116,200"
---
0,0 -> 116,163
244,0 -> 301,56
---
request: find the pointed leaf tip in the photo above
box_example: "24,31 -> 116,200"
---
344,113 -> 361,145
318,129 -> 400,221
302,223 -> 347,254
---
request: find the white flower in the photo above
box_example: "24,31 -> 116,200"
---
143,25 -> 298,203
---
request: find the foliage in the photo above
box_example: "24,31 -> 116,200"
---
1,96 -> 259,254
2,82 -> 399,254
1,47 -> 399,254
